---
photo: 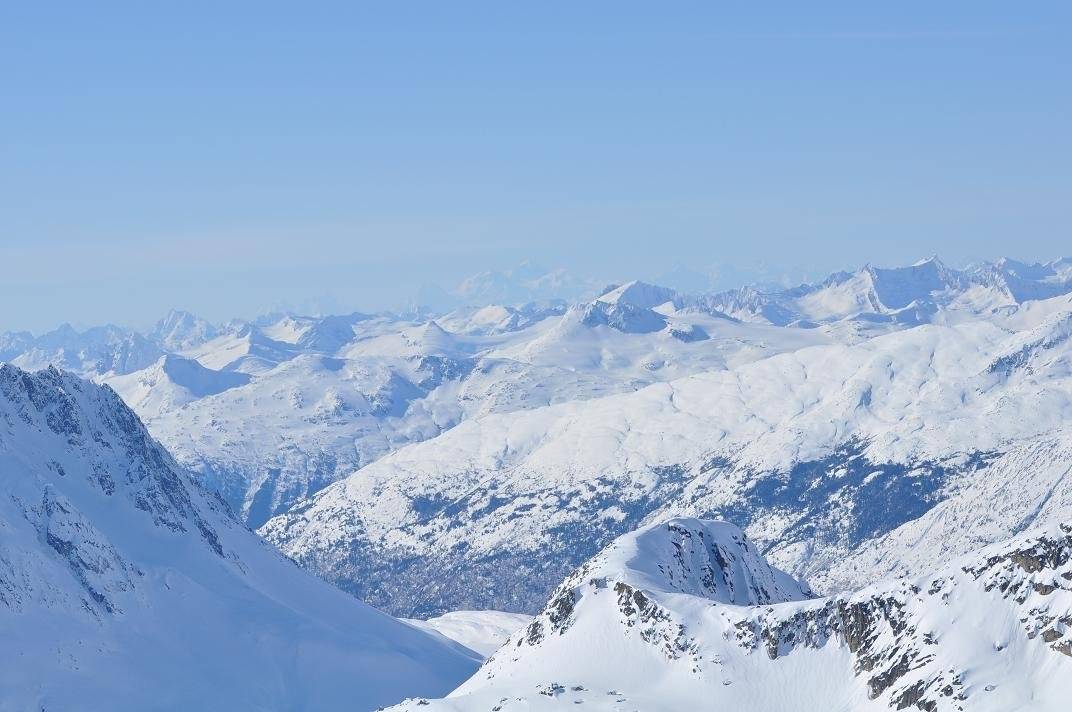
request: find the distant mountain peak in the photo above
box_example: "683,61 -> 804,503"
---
402,319 -> 465,358
150,309 -> 217,352
595,280 -> 678,310
453,263 -> 601,307
912,254 -> 943,267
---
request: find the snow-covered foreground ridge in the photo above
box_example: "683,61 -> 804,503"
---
0,365 -> 478,711
262,294 -> 1072,616
389,518 -> 1072,712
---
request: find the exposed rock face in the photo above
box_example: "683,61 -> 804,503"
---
733,524 -> 1072,709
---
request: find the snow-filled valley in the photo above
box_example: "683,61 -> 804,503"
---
4,256 -> 1072,710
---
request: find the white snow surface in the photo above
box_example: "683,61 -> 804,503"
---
0,365 -> 478,711
405,611 -> 534,657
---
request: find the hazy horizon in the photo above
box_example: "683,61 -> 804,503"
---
4,2 -> 1069,331
4,252 -> 1071,335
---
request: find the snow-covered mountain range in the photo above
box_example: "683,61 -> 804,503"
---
387,517 -> 1072,711
700,256 -> 1072,326
2,256 -> 1067,532
261,278 -> 1072,616
5,256 -> 1072,619
0,365 -> 478,710
4,255 -> 1072,709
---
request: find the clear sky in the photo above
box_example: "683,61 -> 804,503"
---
2,2 -> 1070,331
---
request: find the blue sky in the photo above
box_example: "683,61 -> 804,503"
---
2,2 -> 1070,331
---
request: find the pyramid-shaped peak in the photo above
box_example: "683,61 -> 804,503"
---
581,518 -> 813,606
595,280 -> 678,310
403,320 -> 462,356
912,254 -> 945,268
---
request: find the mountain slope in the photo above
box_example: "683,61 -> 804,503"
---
105,354 -> 251,421
0,364 -> 477,711
388,519 -> 1072,712
183,325 -> 298,374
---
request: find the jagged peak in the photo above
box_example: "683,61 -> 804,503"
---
153,307 -> 203,326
